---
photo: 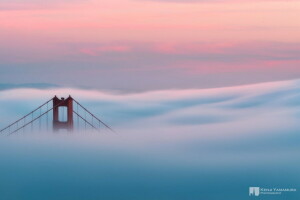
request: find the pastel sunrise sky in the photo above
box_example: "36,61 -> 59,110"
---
1,0 -> 300,91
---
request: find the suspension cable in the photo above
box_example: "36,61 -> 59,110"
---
6,99 -> 67,136
0,98 -> 53,133
73,99 -> 114,132
73,110 -> 99,132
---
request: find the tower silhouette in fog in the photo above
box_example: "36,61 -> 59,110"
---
53,96 -> 74,132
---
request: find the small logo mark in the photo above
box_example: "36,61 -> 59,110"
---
249,187 -> 260,196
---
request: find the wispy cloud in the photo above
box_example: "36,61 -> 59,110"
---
79,45 -> 132,56
0,79 -> 299,127
0,0 -> 86,10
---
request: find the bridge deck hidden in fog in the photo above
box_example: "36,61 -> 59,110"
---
0,96 -> 113,135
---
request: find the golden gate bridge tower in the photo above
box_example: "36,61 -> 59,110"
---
53,96 -> 74,132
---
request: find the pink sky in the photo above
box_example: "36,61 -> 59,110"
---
0,0 -> 300,91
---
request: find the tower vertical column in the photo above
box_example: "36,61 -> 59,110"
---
67,96 -> 73,131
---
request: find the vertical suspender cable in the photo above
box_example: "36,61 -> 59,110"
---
77,103 -> 79,130
23,118 -> 25,133
39,107 -> 41,132
31,113 -> 33,132
47,102 -> 48,132
85,110 -> 86,130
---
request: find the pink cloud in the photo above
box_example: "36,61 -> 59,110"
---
169,59 -> 300,75
152,42 -> 237,54
79,45 -> 132,56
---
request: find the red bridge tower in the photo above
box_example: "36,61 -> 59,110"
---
53,96 -> 73,131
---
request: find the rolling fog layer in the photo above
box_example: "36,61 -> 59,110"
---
0,80 -> 300,200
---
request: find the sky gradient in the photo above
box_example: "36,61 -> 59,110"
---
1,0 -> 300,91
